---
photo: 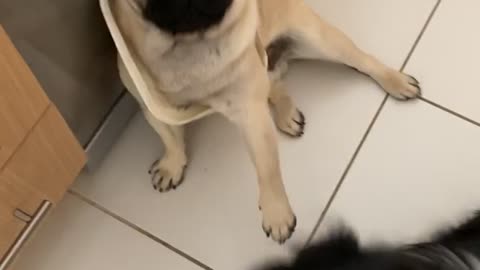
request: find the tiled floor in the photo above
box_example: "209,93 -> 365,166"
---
15,0 -> 480,269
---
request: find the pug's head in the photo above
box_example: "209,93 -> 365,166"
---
142,0 -> 248,38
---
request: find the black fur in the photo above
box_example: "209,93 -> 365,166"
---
259,212 -> 480,270
434,211 -> 480,256
143,0 -> 233,35
266,36 -> 294,71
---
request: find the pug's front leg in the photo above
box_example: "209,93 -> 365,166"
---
212,94 -> 297,244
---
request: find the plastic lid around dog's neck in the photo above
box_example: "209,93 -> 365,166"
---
100,0 -> 214,126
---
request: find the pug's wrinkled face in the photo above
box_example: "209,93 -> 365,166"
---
143,0 -> 237,36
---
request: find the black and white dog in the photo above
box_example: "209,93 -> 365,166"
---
260,212 -> 480,270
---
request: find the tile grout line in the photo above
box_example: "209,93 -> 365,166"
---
413,1 -> 480,128
304,94 -> 388,245
419,96 -> 480,128
68,190 -> 214,270
399,0 -> 442,72
304,0 -> 443,245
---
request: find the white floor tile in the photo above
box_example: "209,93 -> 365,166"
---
14,195 -> 200,270
405,0 -> 480,123
304,0 -> 437,68
73,1 -> 436,269
314,99 -> 480,246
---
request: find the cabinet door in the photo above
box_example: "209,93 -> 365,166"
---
1,106 -> 86,215
0,26 -> 50,168
0,179 -> 51,269
0,174 -> 45,217
0,204 -> 25,259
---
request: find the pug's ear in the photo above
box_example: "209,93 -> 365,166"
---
293,228 -> 361,270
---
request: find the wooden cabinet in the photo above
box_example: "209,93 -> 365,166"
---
0,204 -> 25,258
0,25 -> 86,269
2,107 -> 85,211
0,26 -> 50,168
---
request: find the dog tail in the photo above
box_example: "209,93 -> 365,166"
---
434,211 -> 480,255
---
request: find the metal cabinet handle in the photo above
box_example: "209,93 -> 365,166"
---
0,201 -> 52,270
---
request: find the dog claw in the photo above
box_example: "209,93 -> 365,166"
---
150,159 -> 187,193
263,225 -> 271,238
409,83 -> 422,96
409,75 -> 420,85
149,160 -> 160,174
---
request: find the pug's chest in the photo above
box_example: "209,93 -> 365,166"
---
162,56 -> 251,106
147,40 -> 251,105
162,46 -> 223,85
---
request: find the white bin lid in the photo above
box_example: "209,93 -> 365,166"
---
99,0 -> 214,125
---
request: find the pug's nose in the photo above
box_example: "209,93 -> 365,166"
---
192,0 -> 233,16
157,0 -> 232,16
144,0 -> 233,34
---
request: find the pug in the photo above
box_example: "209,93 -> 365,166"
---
113,0 -> 421,244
